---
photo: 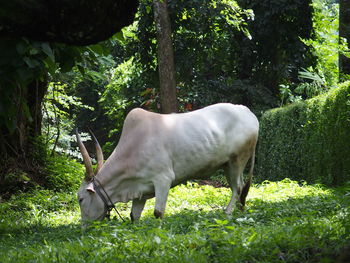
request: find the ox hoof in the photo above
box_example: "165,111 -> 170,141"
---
154,209 -> 163,219
130,212 -> 141,223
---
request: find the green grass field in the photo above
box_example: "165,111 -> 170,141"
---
1,179 -> 349,262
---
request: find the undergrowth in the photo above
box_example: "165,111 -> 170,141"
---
0,179 -> 349,262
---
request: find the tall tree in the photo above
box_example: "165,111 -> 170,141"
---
236,0 -> 313,95
339,0 -> 350,77
0,0 -> 138,187
153,0 -> 178,113
0,39 -> 51,176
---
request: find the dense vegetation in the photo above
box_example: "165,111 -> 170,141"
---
256,82 -> 350,185
1,0 -> 345,182
1,180 -> 349,262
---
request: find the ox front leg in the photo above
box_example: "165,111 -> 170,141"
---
153,176 -> 172,219
130,198 -> 147,222
224,160 -> 243,214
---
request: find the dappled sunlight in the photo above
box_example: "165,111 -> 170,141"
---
44,211 -> 81,226
112,179 -> 341,222
1,180 -> 349,262
248,178 -> 334,203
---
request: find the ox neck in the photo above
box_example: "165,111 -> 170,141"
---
92,177 -> 125,221
93,162 -> 125,204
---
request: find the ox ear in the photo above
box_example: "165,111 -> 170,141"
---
86,184 -> 96,193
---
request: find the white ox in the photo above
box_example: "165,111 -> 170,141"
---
76,103 -> 259,223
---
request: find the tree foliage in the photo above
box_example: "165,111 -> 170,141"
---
1,0 -> 347,193
103,0 -> 314,117
339,0 -> 350,77
0,0 -> 138,45
0,36 -> 115,190
236,0 -> 314,94
69,0 -> 318,155
277,0 -> 350,106
0,37 -> 57,183
303,0 -> 341,88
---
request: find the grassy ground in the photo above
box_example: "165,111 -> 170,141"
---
0,179 -> 349,262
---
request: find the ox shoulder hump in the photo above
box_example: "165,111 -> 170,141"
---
124,108 -> 162,130
216,103 -> 258,125
210,103 -> 251,113
127,108 -> 154,120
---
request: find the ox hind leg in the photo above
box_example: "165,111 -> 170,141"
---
130,198 -> 147,222
225,149 -> 255,214
224,156 -> 245,214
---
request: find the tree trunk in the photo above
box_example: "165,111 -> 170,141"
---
153,0 -> 178,113
339,0 -> 350,78
0,77 -> 47,178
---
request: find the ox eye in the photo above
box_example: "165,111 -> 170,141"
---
79,198 -> 83,204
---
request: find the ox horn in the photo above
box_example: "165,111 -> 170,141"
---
76,129 -> 94,181
88,128 -> 104,174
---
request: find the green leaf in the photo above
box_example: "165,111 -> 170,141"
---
29,47 -> 39,55
43,57 -> 58,75
154,236 -> 161,244
114,31 -> 125,43
41,43 -> 55,61
77,65 -> 85,76
23,57 -> 40,68
16,41 -> 29,55
145,5 -> 152,14
89,44 -> 109,56
59,56 -> 76,73
21,101 -> 33,122
16,67 -> 33,83
5,118 -> 17,133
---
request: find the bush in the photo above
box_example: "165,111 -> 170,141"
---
44,154 -> 84,191
256,82 -> 350,185
0,135 -> 85,196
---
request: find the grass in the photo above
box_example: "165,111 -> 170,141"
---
0,179 -> 349,262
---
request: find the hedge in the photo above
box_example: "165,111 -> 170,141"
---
255,82 -> 350,185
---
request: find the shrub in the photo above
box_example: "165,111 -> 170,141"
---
256,82 -> 350,185
44,154 -> 84,191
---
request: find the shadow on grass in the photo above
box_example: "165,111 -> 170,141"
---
0,222 -> 83,247
1,183 -> 349,253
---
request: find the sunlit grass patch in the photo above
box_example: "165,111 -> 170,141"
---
249,178 -> 333,202
0,179 -> 349,262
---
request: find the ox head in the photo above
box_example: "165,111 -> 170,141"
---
76,130 -> 106,224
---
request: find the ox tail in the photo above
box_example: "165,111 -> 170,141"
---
240,149 -> 255,209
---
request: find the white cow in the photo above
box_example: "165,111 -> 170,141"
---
76,103 -> 259,223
